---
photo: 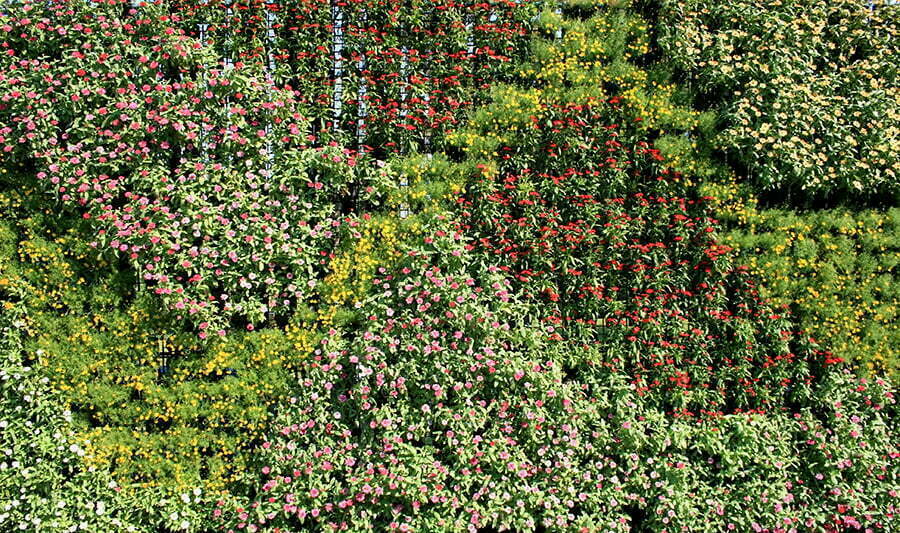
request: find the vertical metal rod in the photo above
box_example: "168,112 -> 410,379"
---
421,7 -> 433,155
398,8 -> 409,218
264,6 -> 276,178
399,45 -> 409,121
197,1 -> 211,161
465,12 -> 475,57
332,0 -> 345,133
357,9 -> 368,152
266,7 -> 277,76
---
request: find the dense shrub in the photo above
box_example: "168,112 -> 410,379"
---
0,294 -> 143,532
0,200 -> 189,532
0,0 -> 383,333
657,0 -> 900,202
454,98 -> 823,413
0,189 -> 316,509
217,231 -> 899,532
719,204 -> 900,381
435,6 -> 826,413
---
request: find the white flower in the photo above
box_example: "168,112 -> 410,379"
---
192,487 -> 201,497
95,501 -> 105,515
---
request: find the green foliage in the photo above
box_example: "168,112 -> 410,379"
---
722,207 -> 900,381
0,300 -> 147,532
0,0 -> 380,333
0,188 -> 319,501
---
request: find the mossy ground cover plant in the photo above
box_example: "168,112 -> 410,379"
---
0,1 -> 897,532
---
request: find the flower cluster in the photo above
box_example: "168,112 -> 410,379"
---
217,234 -> 899,532
0,0 -> 383,332
721,204 -> 899,380
453,94 -> 824,413
167,0 -> 541,155
658,0 -> 900,200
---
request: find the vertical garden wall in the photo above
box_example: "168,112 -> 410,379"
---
0,1 -> 897,532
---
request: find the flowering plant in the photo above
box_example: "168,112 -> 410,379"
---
658,0 -> 900,201
0,0 -> 381,332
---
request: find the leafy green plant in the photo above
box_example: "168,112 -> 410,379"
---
721,207 -> 900,381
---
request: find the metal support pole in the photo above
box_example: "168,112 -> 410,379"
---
332,0 -> 345,133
